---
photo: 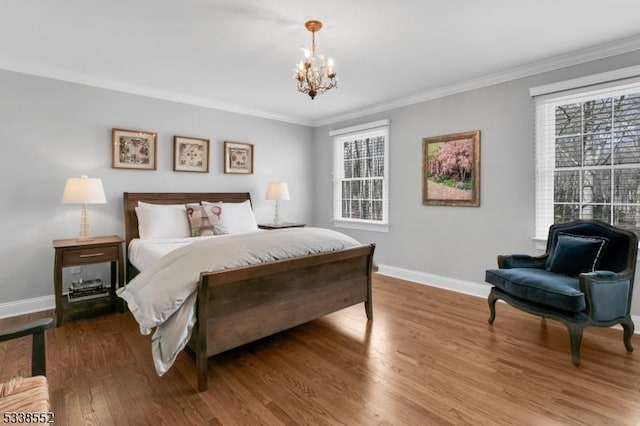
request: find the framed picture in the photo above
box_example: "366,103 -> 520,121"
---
173,136 -> 210,172
112,128 -> 157,170
422,130 -> 480,207
224,141 -> 254,174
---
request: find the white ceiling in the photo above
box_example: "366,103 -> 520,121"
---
2,0 -> 640,126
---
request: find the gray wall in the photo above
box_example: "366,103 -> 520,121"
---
3,50 -> 640,316
0,69 -> 313,305
313,50 -> 640,316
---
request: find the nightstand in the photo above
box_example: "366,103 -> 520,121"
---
258,223 -> 306,230
53,235 -> 124,326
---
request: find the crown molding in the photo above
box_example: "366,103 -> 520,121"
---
312,34 -> 640,127
0,61 -> 313,127
3,34 -> 640,129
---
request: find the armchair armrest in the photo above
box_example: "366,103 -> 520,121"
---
0,318 -> 54,376
579,271 -> 633,323
498,254 -> 547,269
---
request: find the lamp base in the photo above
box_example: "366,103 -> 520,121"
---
273,200 -> 281,226
77,204 -> 93,241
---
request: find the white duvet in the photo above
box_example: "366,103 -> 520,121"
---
117,227 -> 362,375
128,235 -> 220,271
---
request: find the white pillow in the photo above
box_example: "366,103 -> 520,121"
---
135,202 -> 191,239
202,200 -> 257,234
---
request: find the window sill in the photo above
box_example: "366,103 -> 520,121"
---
333,219 -> 389,233
534,238 -> 547,251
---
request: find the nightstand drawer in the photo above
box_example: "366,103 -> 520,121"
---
62,246 -> 118,265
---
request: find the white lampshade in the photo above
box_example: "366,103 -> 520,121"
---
265,182 -> 290,201
62,175 -> 106,204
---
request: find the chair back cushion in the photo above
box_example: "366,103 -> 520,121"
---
546,220 -> 637,273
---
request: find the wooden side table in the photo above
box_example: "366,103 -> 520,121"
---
53,235 -> 124,326
258,223 -> 306,230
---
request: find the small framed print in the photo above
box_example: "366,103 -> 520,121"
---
112,128 -> 157,170
224,141 -> 254,174
173,136 -> 210,173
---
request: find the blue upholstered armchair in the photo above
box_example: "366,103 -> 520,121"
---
485,220 -> 637,365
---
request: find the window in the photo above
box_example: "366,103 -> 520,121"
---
330,119 -> 389,232
533,76 -> 640,240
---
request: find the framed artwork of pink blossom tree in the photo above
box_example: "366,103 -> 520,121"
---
422,130 -> 480,206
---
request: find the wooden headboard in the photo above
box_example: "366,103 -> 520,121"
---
123,192 -> 251,277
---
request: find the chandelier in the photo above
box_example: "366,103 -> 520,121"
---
295,20 -> 337,100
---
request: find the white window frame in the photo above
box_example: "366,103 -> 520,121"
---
330,119 -> 390,232
531,66 -> 640,247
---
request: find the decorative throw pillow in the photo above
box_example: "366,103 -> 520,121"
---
201,203 -> 228,235
185,203 -> 227,237
546,233 -> 609,277
202,200 -> 258,234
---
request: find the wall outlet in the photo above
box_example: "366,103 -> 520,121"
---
69,266 -> 82,274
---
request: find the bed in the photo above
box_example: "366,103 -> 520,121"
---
121,192 -> 376,391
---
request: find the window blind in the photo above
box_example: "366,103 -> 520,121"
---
331,120 -> 390,231
534,79 -> 640,239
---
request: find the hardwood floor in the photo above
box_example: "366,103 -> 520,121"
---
1,274 -> 639,425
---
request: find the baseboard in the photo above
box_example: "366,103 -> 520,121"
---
376,264 -> 640,334
376,264 -> 491,299
0,295 -> 55,319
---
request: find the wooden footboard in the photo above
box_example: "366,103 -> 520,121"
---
193,243 -> 376,391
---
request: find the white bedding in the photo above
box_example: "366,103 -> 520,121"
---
117,227 -> 362,376
129,230 -> 266,271
129,236 -> 215,271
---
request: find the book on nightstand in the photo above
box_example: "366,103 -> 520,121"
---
67,278 -> 109,302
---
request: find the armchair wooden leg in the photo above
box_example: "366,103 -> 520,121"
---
621,316 -> 635,353
566,323 -> 583,366
487,289 -> 499,324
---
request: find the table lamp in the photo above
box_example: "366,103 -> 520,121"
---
265,182 -> 290,226
62,175 -> 106,240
